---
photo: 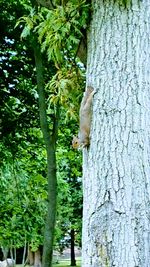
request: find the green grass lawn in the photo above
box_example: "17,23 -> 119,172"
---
17,259 -> 81,267
53,259 -> 81,267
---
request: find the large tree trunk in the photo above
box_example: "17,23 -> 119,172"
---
82,0 -> 150,266
34,42 -> 58,267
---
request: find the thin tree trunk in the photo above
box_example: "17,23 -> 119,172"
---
28,247 -> 34,266
22,241 -> 27,265
14,248 -> 16,263
70,229 -> 76,266
34,41 -> 58,267
82,0 -> 150,266
2,247 -> 9,260
34,249 -> 41,267
10,244 -> 13,260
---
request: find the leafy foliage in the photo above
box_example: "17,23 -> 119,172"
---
17,0 -> 90,64
0,0 -> 87,260
0,148 -> 47,250
46,66 -> 85,120
16,0 -> 88,122
37,0 -> 89,63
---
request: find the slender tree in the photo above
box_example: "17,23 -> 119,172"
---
82,0 -> 150,266
70,228 -> 76,266
34,41 -> 59,267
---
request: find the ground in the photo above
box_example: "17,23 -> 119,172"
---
53,259 -> 81,266
17,258 -> 81,267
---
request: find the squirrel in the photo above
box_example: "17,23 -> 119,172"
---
72,86 -> 94,149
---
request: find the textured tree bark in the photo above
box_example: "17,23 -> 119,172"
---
82,0 -> 150,267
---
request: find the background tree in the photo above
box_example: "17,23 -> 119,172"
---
17,1 -> 88,266
0,141 -> 47,262
82,0 -> 150,266
0,1 -> 48,265
56,123 -> 82,266
1,1 -> 85,267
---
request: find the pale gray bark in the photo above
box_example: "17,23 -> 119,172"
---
34,249 -> 41,267
0,259 -> 15,267
22,241 -> 27,265
82,0 -> 150,267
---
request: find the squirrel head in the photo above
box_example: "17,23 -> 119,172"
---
72,136 -> 80,149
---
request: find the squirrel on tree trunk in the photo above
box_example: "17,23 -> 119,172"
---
72,86 -> 94,149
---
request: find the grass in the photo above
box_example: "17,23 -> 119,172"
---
16,259 -> 81,267
53,259 -> 81,267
